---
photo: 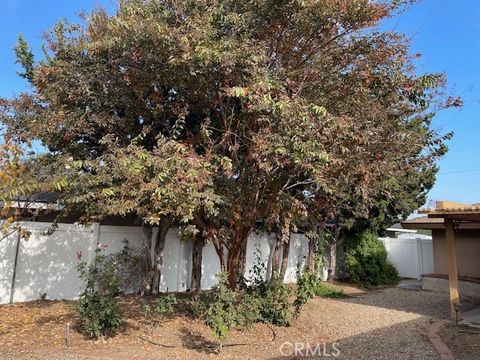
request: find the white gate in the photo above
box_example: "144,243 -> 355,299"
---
381,234 -> 433,279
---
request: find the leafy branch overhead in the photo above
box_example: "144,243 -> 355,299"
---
0,0 -> 461,287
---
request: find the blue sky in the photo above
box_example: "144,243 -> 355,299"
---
0,0 -> 479,205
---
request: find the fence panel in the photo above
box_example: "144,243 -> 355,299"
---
381,236 -> 433,279
0,226 -> 17,303
1,221 -> 311,304
9,222 -> 95,303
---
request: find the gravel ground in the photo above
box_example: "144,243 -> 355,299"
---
1,286 -> 479,360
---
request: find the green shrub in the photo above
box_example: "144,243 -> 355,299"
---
257,280 -> 292,326
141,294 -> 178,329
235,292 -> 262,330
379,261 -> 401,286
293,271 -> 319,317
197,272 -> 237,346
239,247 -> 292,327
196,269 -> 292,349
76,247 -> 123,338
97,240 -> 140,294
345,231 -> 400,287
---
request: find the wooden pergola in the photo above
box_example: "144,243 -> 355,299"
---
419,201 -> 480,319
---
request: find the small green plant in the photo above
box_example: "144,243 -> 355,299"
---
235,292 -> 262,330
238,281 -> 292,329
345,231 -> 400,287
141,294 -> 178,329
197,272 -> 237,349
97,240 -> 141,294
239,248 -> 292,327
241,246 -> 268,288
294,271 -> 320,317
76,246 -> 123,338
257,280 -> 292,326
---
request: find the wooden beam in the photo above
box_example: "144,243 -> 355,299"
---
443,214 -> 480,222
436,200 -> 469,209
445,218 -> 460,319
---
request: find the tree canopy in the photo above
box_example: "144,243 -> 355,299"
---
0,0 -> 460,287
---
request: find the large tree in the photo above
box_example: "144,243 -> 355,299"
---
1,0 -> 458,288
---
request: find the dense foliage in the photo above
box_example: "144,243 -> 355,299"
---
195,269 -> 292,349
196,272 -> 238,346
241,250 -> 292,326
0,0 -> 459,289
76,247 -> 123,338
345,231 -> 400,287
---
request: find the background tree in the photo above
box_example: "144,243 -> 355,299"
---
60,136 -> 219,294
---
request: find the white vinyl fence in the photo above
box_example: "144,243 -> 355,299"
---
381,234 -> 433,279
0,222 -> 311,304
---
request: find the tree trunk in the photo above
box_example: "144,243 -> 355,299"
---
226,245 -> 241,289
237,240 -> 248,281
278,212 -> 292,281
152,216 -> 172,294
270,230 -> 281,281
191,235 -> 205,297
327,242 -> 336,283
328,224 -> 341,282
307,234 -> 317,273
212,237 -> 226,271
226,226 -> 252,289
279,232 -> 290,282
140,222 -> 153,296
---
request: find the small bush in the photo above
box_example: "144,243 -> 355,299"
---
197,272 -> 237,346
195,270 -> 292,349
345,231 -> 400,287
235,293 -> 262,330
256,280 -> 292,326
379,261 -> 401,286
76,247 -> 123,338
141,294 -> 178,329
239,247 -> 292,327
97,240 -> 140,294
294,271 -> 319,317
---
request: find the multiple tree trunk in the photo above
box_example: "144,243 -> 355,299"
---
327,224 -> 344,282
139,217 -> 336,295
270,213 -> 292,282
140,216 -> 172,295
226,225 -> 254,288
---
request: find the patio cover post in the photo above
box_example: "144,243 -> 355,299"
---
444,218 -> 459,319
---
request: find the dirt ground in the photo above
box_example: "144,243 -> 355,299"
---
440,324 -> 480,360
1,284 -> 479,359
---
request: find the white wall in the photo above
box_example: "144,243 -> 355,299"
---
381,235 -> 433,279
0,222 -> 310,304
0,223 -> 98,303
